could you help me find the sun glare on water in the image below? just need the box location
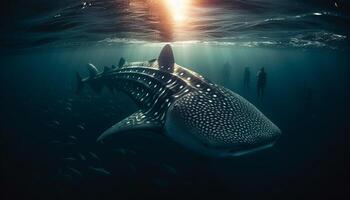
[164,0,189,22]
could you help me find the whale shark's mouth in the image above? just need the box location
[212,137,279,157]
[226,142,275,157]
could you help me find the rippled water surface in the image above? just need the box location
[2,0,350,49]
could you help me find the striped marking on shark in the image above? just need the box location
[76,44,281,157]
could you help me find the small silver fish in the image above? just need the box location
[78,153,86,161]
[67,167,82,176]
[89,152,100,160]
[88,167,111,176]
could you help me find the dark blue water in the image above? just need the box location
[1,1,349,199]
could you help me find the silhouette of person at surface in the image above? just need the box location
[257,67,267,99]
[243,67,251,88]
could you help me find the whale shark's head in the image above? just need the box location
[165,85,281,157]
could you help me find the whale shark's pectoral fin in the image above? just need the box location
[158,44,175,73]
[97,110,163,143]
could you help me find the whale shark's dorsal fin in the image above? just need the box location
[87,63,99,77]
[158,44,174,73]
[118,57,126,68]
[96,110,163,143]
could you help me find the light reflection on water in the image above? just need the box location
[1,0,349,49]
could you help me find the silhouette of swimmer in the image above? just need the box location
[257,67,267,98]
[243,67,251,88]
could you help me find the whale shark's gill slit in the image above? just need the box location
[102,70,176,112]
[106,66,187,89]
[106,77,153,107]
[144,87,170,117]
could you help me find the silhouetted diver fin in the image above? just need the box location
[97,110,163,143]
[158,44,175,73]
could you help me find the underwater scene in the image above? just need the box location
[1,0,349,199]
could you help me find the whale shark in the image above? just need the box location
[76,44,281,157]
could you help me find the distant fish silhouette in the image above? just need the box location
[76,124,85,131]
[76,44,281,157]
[68,135,77,140]
[88,167,111,176]
[52,120,60,126]
[89,152,100,160]
[67,167,82,176]
[78,153,86,161]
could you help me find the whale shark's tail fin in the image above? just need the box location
[76,72,84,94]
